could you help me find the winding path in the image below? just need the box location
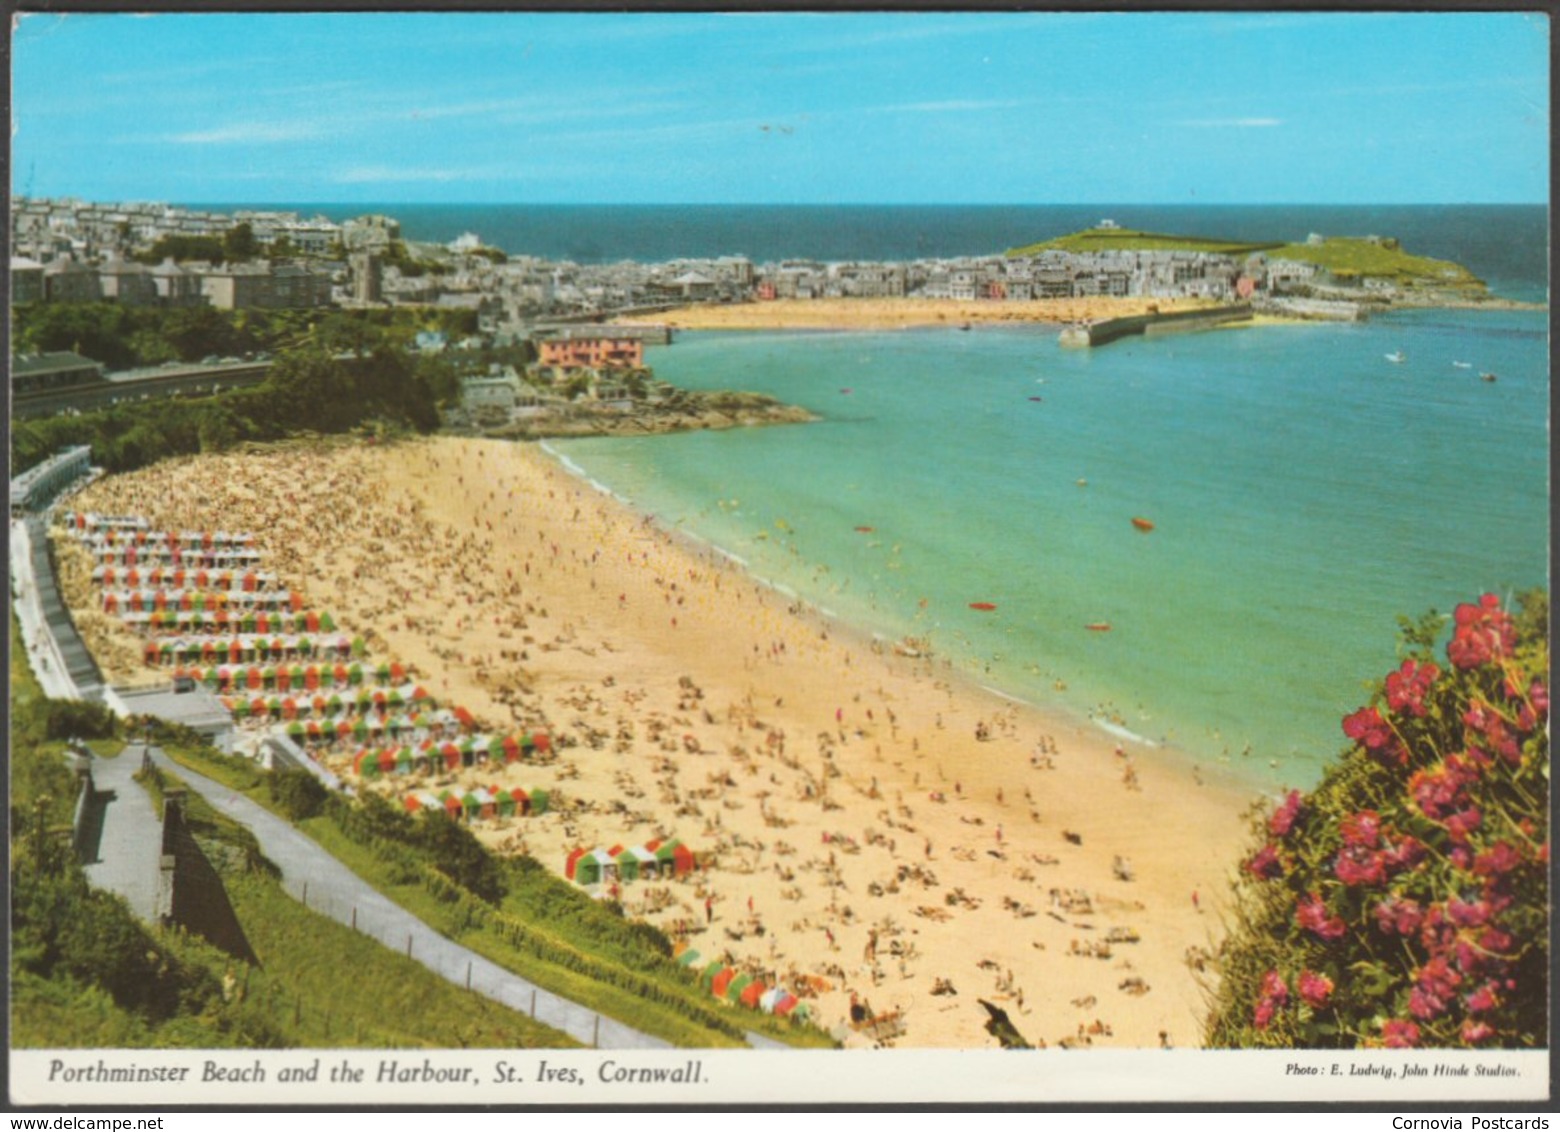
[143,745,671,1050]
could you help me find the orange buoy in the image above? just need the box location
[1131,517,1155,532]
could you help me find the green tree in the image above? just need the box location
[222,222,261,263]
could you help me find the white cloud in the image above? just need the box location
[170,121,326,144]
[1177,117,1284,128]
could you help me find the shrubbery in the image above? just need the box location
[1206,592,1549,1048]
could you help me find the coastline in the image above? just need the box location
[621,296,1214,332]
[67,435,1260,1050]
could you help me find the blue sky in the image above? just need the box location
[11,11,1550,204]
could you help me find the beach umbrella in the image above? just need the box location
[458,738,477,767]
[454,706,476,732]
[245,666,262,691]
[375,662,392,683]
[281,697,298,721]
[501,734,521,763]
[354,749,378,778]
[286,721,305,739]
[403,793,424,814]
[439,742,461,771]
[347,663,364,686]
[350,635,366,658]
[509,787,531,816]
[303,666,320,691]
[144,642,160,663]
[336,720,353,739]
[305,720,324,740]
[242,571,258,592]
[352,718,369,742]
[391,662,407,683]
[493,790,516,818]
[528,788,550,816]
[372,688,389,708]
[261,665,278,688]
[290,591,305,613]
[231,698,250,718]
[304,611,320,633]
[333,663,350,686]
[319,612,337,633]
[377,749,398,776]
[439,790,463,819]
[275,668,292,693]
[387,688,405,708]
[247,613,263,635]
[460,791,482,819]
[531,732,552,755]
[250,696,269,718]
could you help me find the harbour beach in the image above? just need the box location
[625,296,1210,332]
[63,435,1257,1050]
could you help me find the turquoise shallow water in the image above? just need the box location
[553,309,1549,788]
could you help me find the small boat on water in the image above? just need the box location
[1385,351,1407,364]
[1131,517,1155,532]
[969,602,997,612]
[854,525,875,533]
[1481,372,1498,383]
[1028,396,1044,402]
[1453,361,1473,369]
[1085,622,1112,632]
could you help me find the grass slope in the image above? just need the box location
[1007,228,1281,257]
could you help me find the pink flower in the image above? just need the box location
[1385,658,1440,716]
[1297,970,1333,1008]
[1334,845,1387,886]
[1374,897,1424,937]
[1529,679,1549,717]
[1473,842,1524,881]
[1445,806,1483,844]
[1447,896,1491,927]
[1417,956,1462,1000]
[1381,1019,1421,1048]
[1447,594,1516,670]
[1260,970,1289,1001]
[1339,809,1382,849]
[1383,834,1426,874]
[1461,1020,1496,1044]
[1268,790,1305,838]
[1297,893,1347,941]
[1343,706,1403,765]
[1465,983,1500,1014]
[1245,843,1285,879]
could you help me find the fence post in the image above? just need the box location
[593,1015,600,1049]
[351,906,357,931]
[530,988,536,1017]
[466,961,472,990]
[302,880,308,906]
[407,933,413,957]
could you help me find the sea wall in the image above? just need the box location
[1059,302,1253,347]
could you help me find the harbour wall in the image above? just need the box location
[1059,303,1253,348]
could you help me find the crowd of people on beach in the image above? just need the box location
[59,435,1250,1048]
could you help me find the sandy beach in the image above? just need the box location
[622,296,1215,332]
[65,435,1258,1050]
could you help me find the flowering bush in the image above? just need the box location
[1205,593,1548,1048]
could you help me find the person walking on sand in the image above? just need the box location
[705,895,713,924]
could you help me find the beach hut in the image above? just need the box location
[565,847,588,881]
[460,791,483,822]
[613,846,640,884]
[724,973,753,1005]
[350,635,366,659]
[508,787,531,816]
[699,961,724,991]
[394,746,415,776]
[529,788,550,815]
[654,839,696,877]
[630,845,659,880]
[473,787,497,821]
[577,849,616,887]
[711,968,737,999]
[437,742,462,772]
[772,993,802,1018]
[492,789,516,819]
[376,748,398,777]
[740,980,767,1009]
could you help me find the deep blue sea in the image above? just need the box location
[197,203,1550,787]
